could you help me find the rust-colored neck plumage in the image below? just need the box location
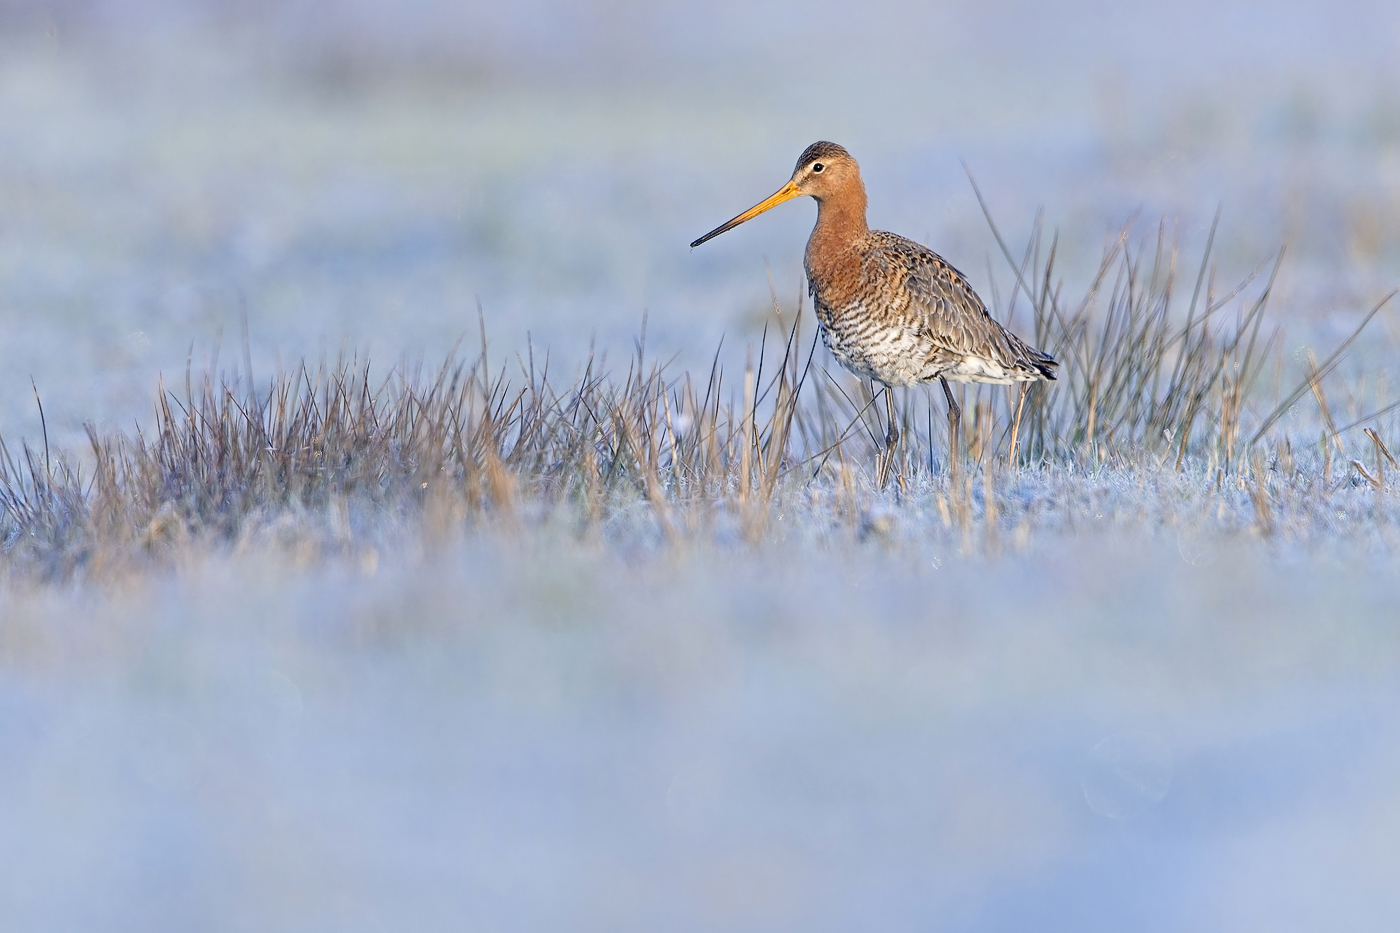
[805,169,870,288]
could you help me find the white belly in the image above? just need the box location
[938,357,1023,385]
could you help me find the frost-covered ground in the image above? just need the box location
[4,458,1400,930]
[4,1,1400,929]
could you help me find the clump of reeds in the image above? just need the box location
[0,316,819,578]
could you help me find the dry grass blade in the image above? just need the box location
[1251,289,1398,444]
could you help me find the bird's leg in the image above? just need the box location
[941,377,961,473]
[884,388,900,451]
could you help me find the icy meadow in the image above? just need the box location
[3,1,1400,930]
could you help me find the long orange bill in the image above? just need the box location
[690,180,802,248]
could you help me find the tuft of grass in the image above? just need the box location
[968,196,1284,471]
[0,318,819,577]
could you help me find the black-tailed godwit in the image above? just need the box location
[692,141,1056,467]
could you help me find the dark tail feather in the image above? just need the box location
[1031,347,1058,381]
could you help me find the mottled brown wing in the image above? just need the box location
[870,232,1057,379]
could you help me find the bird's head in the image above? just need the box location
[787,141,860,201]
[690,141,860,248]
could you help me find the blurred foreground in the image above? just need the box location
[2,531,1399,931]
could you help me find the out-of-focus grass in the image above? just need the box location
[2,215,1397,581]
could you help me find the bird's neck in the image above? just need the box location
[810,183,870,255]
[804,183,870,301]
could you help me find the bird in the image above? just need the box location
[691,141,1056,471]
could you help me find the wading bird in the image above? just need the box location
[691,141,1056,469]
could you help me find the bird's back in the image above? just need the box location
[807,230,1057,388]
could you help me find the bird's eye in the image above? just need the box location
[812,162,825,173]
